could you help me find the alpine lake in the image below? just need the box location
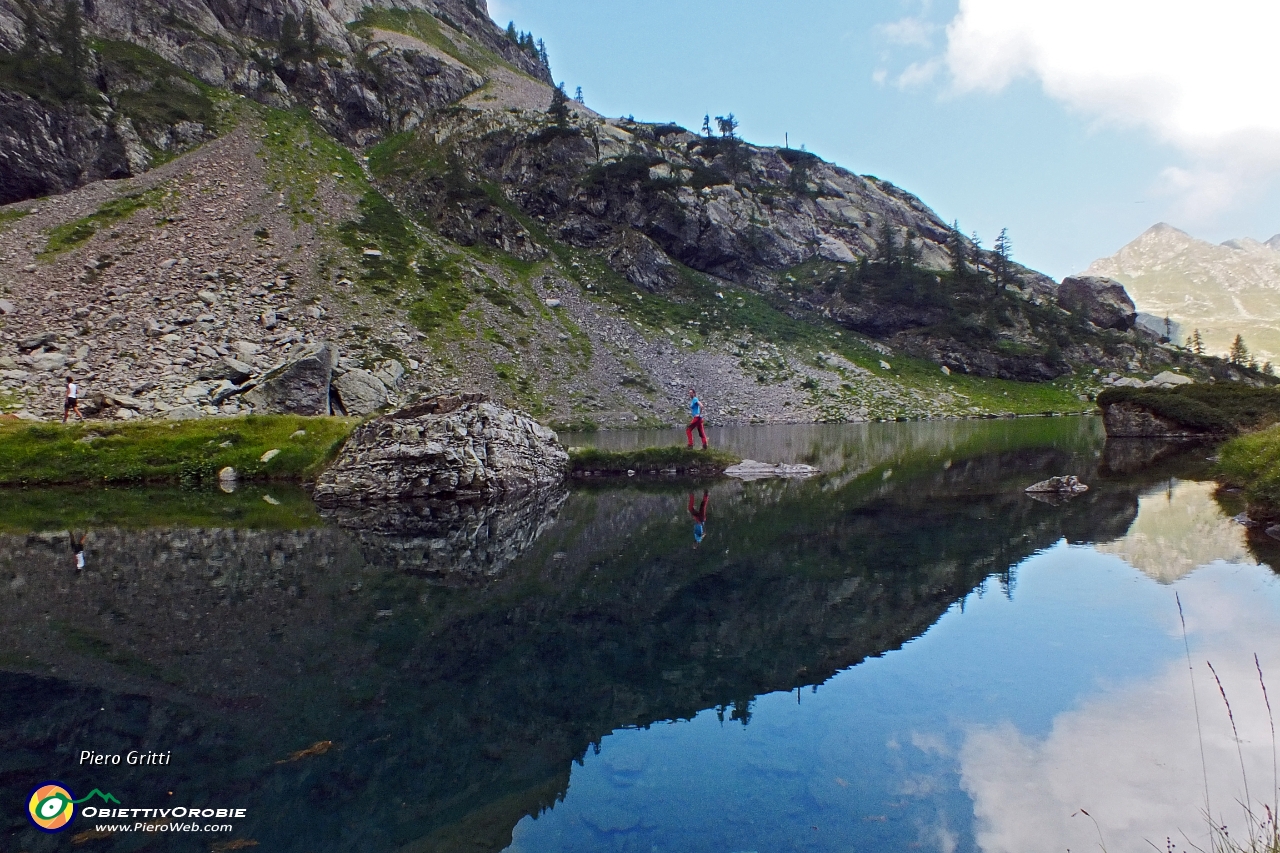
[5,416,1280,853]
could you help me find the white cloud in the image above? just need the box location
[943,0,1280,217]
[877,16,936,48]
[960,566,1280,853]
[898,58,942,89]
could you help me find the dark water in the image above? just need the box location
[3,417,1280,853]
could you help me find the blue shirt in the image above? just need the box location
[690,396,701,417]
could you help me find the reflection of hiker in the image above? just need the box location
[70,531,86,570]
[62,376,82,423]
[686,389,708,449]
[688,491,709,545]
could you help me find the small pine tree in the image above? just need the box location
[947,222,968,280]
[1191,329,1204,355]
[1229,334,1249,366]
[1265,362,1275,377]
[992,227,1012,290]
[701,114,712,137]
[876,219,899,267]
[55,0,86,74]
[280,12,302,61]
[536,38,549,69]
[574,86,584,104]
[548,83,570,127]
[1164,315,1172,340]
[715,114,739,139]
[506,21,518,42]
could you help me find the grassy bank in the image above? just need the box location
[0,416,357,486]
[569,446,742,478]
[1218,425,1280,522]
[1099,384,1280,434]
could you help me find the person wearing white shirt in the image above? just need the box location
[62,375,83,423]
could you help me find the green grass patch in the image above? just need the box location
[1099,384,1280,434]
[1219,425,1280,521]
[569,445,742,476]
[0,415,356,486]
[0,206,31,230]
[40,188,164,257]
[257,105,365,221]
[350,7,509,75]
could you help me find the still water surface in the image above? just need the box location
[3,417,1279,853]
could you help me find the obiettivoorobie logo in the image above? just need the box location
[27,783,119,833]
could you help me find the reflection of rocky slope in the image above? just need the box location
[1,435,1169,853]
[1096,480,1255,582]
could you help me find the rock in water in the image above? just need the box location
[724,460,822,481]
[313,395,568,503]
[331,369,389,416]
[241,342,336,415]
[1057,276,1137,331]
[1025,475,1089,495]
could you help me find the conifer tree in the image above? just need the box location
[1229,334,1249,365]
[701,114,712,137]
[506,21,518,42]
[548,82,570,127]
[1190,328,1204,355]
[947,222,968,280]
[574,86,584,104]
[992,228,1012,290]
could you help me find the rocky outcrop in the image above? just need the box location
[1101,401,1219,438]
[313,394,569,503]
[1058,276,1137,331]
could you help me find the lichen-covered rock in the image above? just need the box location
[313,394,568,503]
[1058,276,1137,331]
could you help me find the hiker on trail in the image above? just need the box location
[62,376,82,423]
[688,491,709,545]
[686,388,708,449]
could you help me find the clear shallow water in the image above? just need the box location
[3,418,1280,853]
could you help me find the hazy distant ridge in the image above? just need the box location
[1086,223,1280,361]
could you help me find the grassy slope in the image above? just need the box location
[1219,426,1280,521]
[0,415,355,486]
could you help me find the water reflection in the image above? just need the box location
[0,419,1273,853]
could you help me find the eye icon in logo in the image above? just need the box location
[28,783,75,832]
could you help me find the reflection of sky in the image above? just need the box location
[506,507,1280,852]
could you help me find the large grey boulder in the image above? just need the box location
[1058,276,1137,331]
[241,342,337,415]
[331,369,389,416]
[313,394,568,503]
[198,357,255,385]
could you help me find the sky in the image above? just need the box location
[486,0,1280,281]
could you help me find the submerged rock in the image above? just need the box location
[313,394,568,504]
[724,460,822,481]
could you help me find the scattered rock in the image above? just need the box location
[0,299,15,315]
[1150,370,1193,387]
[218,466,237,483]
[241,342,337,415]
[260,449,281,463]
[18,332,55,352]
[198,357,255,384]
[30,352,68,372]
[332,369,389,416]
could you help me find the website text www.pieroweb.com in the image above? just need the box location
[26,781,246,836]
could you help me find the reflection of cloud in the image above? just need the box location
[1096,480,1254,583]
[960,568,1280,853]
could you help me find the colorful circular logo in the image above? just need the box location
[28,783,75,832]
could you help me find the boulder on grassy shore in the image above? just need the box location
[313,394,567,504]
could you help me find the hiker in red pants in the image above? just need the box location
[688,491,709,545]
[686,388,708,449]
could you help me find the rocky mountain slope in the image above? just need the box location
[1087,223,1280,363]
[0,0,1223,426]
